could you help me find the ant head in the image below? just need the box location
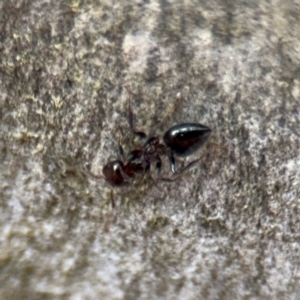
[102,160,130,187]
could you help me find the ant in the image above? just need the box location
[84,86,211,207]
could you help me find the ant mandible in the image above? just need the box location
[84,86,211,204]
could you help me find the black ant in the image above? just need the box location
[84,86,211,206]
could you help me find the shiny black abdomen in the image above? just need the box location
[163,123,211,157]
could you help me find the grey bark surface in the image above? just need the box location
[1,1,300,299]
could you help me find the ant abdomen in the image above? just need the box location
[163,123,211,157]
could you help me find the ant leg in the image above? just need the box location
[160,155,204,182]
[140,163,151,183]
[124,85,147,140]
[146,156,161,183]
[118,142,125,160]
[156,157,162,176]
[150,92,184,136]
[81,164,104,180]
[103,190,115,233]
[125,85,134,131]
[110,189,115,209]
[168,154,176,173]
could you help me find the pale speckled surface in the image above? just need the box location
[1,0,300,299]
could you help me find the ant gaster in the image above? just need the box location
[85,86,211,202]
